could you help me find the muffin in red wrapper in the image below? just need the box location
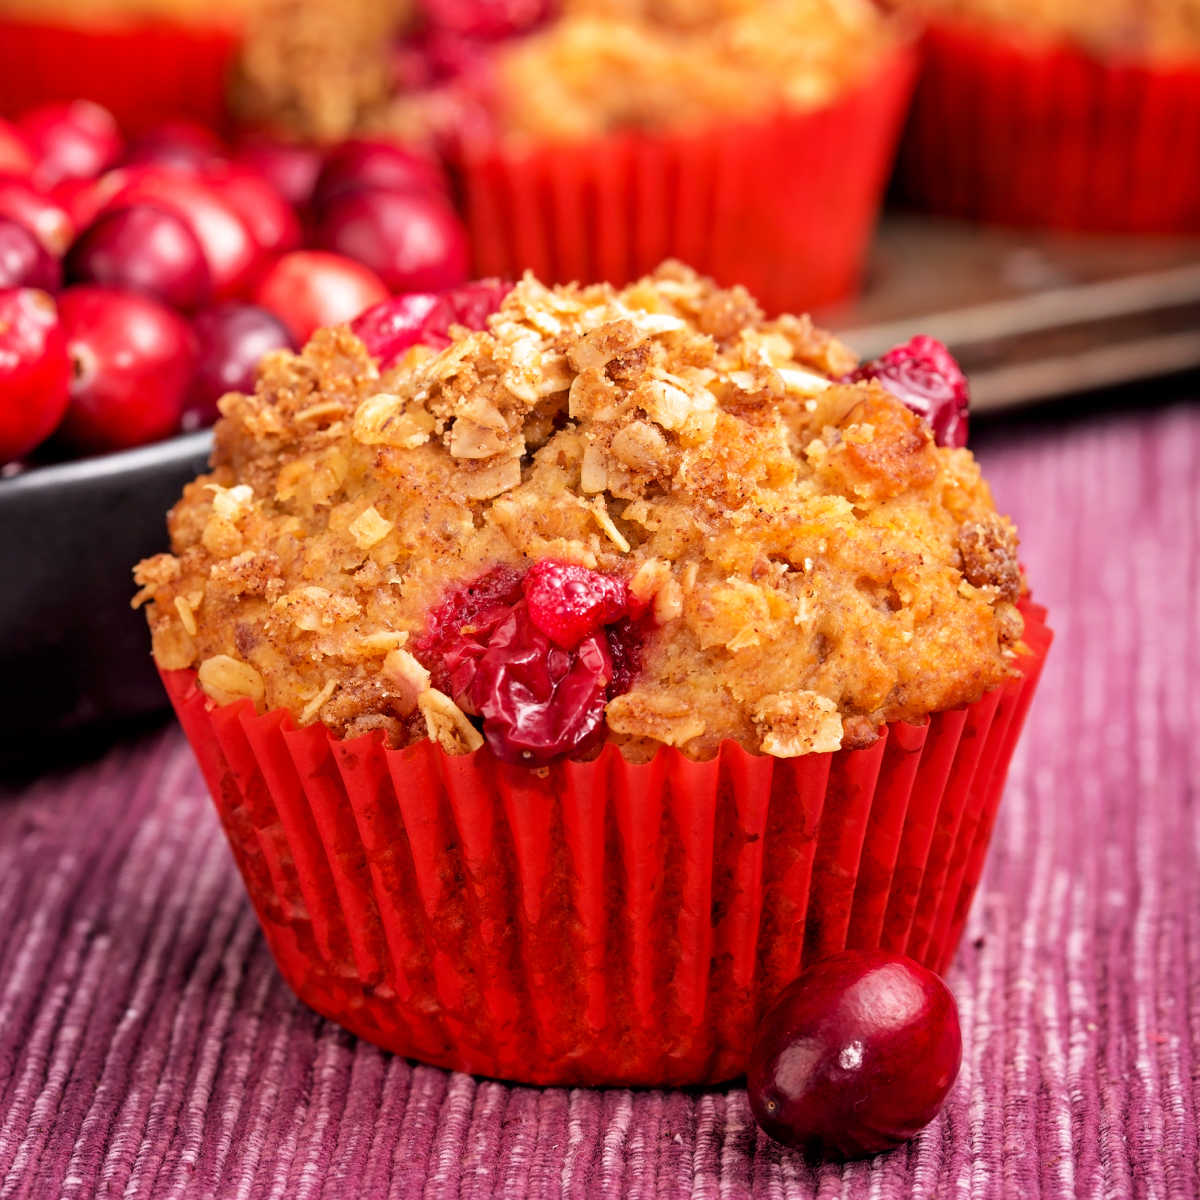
[898,5,1200,231]
[135,264,1050,1085]
[232,0,918,313]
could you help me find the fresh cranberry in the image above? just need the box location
[251,250,388,344]
[123,120,226,172]
[311,139,447,210]
[845,336,969,449]
[748,951,962,1161]
[422,0,554,40]
[56,286,195,452]
[0,174,73,256]
[102,167,258,298]
[350,278,510,367]
[523,559,628,649]
[201,164,301,261]
[65,204,212,310]
[0,120,33,176]
[52,170,127,232]
[233,138,324,211]
[0,218,61,291]
[314,186,468,294]
[183,302,294,430]
[0,289,71,462]
[18,100,123,188]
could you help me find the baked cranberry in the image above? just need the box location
[0,174,73,256]
[123,120,225,172]
[523,559,628,649]
[18,100,123,188]
[251,250,388,344]
[233,138,324,211]
[350,278,510,367]
[422,0,554,40]
[311,139,447,210]
[845,336,969,449]
[0,289,70,462]
[56,286,195,452]
[748,951,962,1161]
[183,302,294,430]
[313,186,468,295]
[0,119,33,176]
[392,29,493,89]
[0,217,61,291]
[103,167,258,298]
[66,204,212,310]
[202,164,301,261]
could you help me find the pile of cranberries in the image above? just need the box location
[0,99,471,465]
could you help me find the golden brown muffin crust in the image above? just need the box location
[135,263,1025,761]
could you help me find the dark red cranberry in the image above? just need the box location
[65,204,212,310]
[422,0,554,40]
[0,288,71,462]
[18,100,123,188]
[201,164,301,261]
[0,217,60,291]
[0,119,33,176]
[0,174,73,256]
[123,120,226,172]
[748,951,962,1161]
[183,302,295,430]
[845,336,969,449]
[523,559,628,649]
[233,138,324,211]
[103,167,259,298]
[311,139,447,210]
[444,278,513,329]
[313,186,468,294]
[57,286,195,452]
[251,250,388,344]
[392,30,492,89]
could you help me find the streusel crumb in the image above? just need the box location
[136,262,1025,761]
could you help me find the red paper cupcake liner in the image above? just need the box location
[455,45,918,315]
[0,17,239,134]
[898,21,1200,232]
[162,598,1050,1087]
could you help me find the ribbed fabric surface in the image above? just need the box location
[1,401,1197,1198]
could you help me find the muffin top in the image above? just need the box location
[135,263,1026,765]
[233,0,903,146]
[911,0,1200,57]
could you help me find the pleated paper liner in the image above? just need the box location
[0,16,238,133]
[897,21,1200,232]
[454,43,918,316]
[163,597,1050,1087]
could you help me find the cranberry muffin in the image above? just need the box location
[136,263,1050,1085]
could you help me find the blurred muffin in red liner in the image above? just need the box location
[134,263,1050,1086]
[897,0,1200,231]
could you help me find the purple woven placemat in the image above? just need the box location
[2,401,1198,1199]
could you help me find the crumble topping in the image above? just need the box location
[135,262,1025,761]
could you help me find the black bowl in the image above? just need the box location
[0,431,212,761]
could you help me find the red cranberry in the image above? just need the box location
[314,186,468,294]
[392,30,493,89]
[56,286,195,453]
[312,139,447,210]
[183,302,294,430]
[0,174,73,256]
[350,279,510,367]
[251,250,388,344]
[103,167,258,298]
[845,337,969,449]
[18,100,123,188]
[52,170,127,231]
[0,217,61,291]
[748,951,962,1161]
[233,138,324,211]
[422,0,553,40]
[201,164,301,261]
[523,559,628,649]
[65,204,212,311]
[0,288,70,462]
[123,120,225,172]
[0,120,33,176]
